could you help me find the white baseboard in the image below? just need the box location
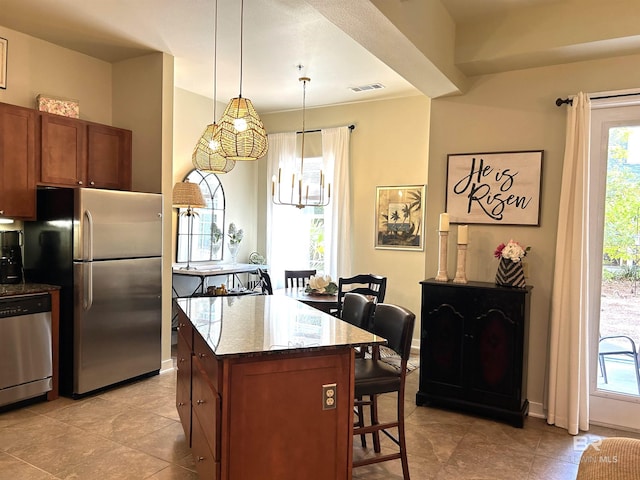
[160,358,174,374]
[528,400,545,419]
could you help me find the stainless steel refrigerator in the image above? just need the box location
[24,188,163,397]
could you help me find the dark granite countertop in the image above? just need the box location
[0,283,61,297]
[176,295,386,358]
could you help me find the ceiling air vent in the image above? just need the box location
[349,83,385,93]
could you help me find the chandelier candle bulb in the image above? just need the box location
[458,225,468,245]
[439,213,450,232]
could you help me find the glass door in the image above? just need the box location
[589,98,640,430]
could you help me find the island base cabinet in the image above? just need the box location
[176,307,354,480]
[223,351,353,480]
[416,279,531,427]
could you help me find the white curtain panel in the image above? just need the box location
[266,132,297,289]
[547,92,592,435]
[322,126,352,279]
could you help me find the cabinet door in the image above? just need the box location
[420,288,466,395]
[87,124,132,190]
[40,113,86,186]
[0,103,36,219]
[467,292,527,409]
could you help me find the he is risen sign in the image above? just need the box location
[445,150,543,225]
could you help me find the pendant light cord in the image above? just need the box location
[300,78,307,173]
[238,0,244,98]
[213,0,218,118]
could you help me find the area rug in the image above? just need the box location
[366,346,419,373]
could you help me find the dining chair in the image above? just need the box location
[335,274,387,317]
[598,335,640,394]
[352,303,415,480]
[284,269,316,288]
[257,268,273,295]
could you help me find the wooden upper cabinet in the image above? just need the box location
[0,103,37,219]
[40,113,86,186]
[39,113,132,191]
[87,124,132,190]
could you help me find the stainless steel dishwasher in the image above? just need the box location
[0,293,52,407]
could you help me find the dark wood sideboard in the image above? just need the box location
[416,279,532,427]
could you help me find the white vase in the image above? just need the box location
[211,239,222,260]
[228,242,240,265]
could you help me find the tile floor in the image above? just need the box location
[1,358,639,480]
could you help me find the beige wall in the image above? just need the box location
[0,26,112,123]
[172,88,258,265]
[260,95,431,325]
[427,52,640,417]
[113,52,175,368]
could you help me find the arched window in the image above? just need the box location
[176,169,226,263]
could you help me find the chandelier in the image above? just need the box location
[192,0,236,174]
[272,76,331,209]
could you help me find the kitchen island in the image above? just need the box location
[175,295,385,480]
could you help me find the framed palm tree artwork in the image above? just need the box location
[375,185,426,250]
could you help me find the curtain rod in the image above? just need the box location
[296,124,355,134]
[555,92,640,107]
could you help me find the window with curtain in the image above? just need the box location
[176,169,226,263]
[266,127,351,289]
[272,155,328,271]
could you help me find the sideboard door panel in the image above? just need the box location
[422,303,465,391]
[469,308,518,403]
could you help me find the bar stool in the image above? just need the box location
[352,303,415,480]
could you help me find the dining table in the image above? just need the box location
[274,287,338,314]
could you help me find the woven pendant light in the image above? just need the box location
[213,0,268,161]
[192,0,236,174]
[192,123,236,173]
[214,97,268,160]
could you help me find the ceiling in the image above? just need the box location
[1,0,638,113]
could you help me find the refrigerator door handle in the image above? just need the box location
[84,209,94,261]
[84,263,93,311]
